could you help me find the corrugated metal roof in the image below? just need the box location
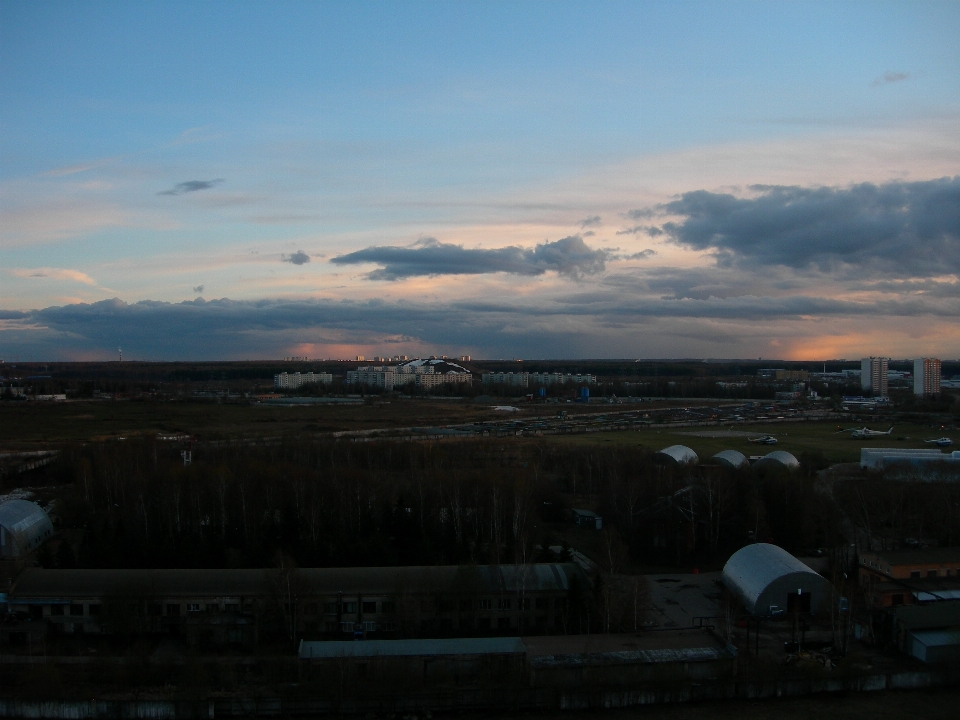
[0,500,53,557]
[721,543,819,613]
[894,600,960,630]
[910,629,960,648]
[655,445,699,464]
[299,637,524,659]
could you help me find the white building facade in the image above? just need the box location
[274,372,333,390]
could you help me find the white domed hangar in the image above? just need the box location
[722,543,833,617]
[0,500,54,558]
[654,445,698,465]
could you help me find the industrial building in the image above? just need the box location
[890,601,960,663]
[858,547,960,607]
[273,371,333,390]
[2,563,586,646]
[860,356,889,397]
[860,447,960,471]
[914,357,942,396]
[654,445,699,465]
[722,543,833,617]
[529,372,597,386]
[0,500,53,558]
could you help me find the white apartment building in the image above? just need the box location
[274,371,333,390]
[346,366,396,391]
[914,358,941,396]
[860,357,889,397]
[481,372,530,388]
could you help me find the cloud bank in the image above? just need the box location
[283,251,311,265]
[650,177,960,276]
[330,236,607,280]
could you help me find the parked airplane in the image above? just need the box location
[748,435,778,445]
[925,437,953,447]
[836,426,893,438]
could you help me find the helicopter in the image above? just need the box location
[835,426,893,439]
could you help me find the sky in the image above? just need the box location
[2,0,959,361]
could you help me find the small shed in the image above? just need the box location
[655,445,699,465]
[0,500,54,558]
[571,509,602,530]
[722,543,833,617]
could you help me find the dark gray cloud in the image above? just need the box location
[330,236,607,280]
[283,251,311,266]
[650,177,960,276]
[873,71,909,86]
[158,179,224,196]
[193,285,204,294]
[579,215,602,228]
[1,288,956,361]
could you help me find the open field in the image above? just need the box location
[545,420,956,465]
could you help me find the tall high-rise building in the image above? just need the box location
[913,358,941,396]
[860,357,889,397]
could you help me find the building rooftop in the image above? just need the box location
[862,547,960,565]
[299,637,525,659]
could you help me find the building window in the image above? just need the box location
[225,603,239,612]
[518,598,531,610]
[497,617,510,629]
[497,598,511,610]
[342,602,357,614]
[70,604,84,616]
[324,621,338,632]
[478,599,492,610]
[323,602,338,614]
[50,605,64,616]
[910,571,921,579]
[187,603,201,613]
[88,604,101,616]
[381,601,396,614]
[166,604,181,617]
[304,603,318,615]
[148,603,163,617]
[362,601,377,614]
[927,570,938,578]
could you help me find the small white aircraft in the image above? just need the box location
[925,437,953,447]
[748,435,778,445]
[836,426,893,439]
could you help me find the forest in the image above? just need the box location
[31,435,883,573]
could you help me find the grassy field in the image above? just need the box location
[545,420,953,465]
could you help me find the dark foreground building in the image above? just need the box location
[1,563,587,647]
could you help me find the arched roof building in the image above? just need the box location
[753,450,800,471]
[654,445,699,465]
[0,500,54,558]
[711,449,748,469]
[722,543,833,617]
